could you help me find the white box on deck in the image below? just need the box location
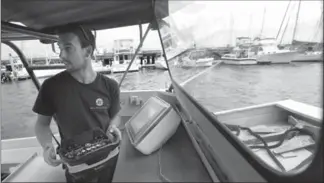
[125,96,181,155]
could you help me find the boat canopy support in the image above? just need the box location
[155,15,172,80]
[118,15,173,87]
[118,23,152,87]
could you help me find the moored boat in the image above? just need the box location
[291,51,323,62]
[221,54,257,65]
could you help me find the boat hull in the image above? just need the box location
[291,52,323,62]
[139,61,168,70]
[222,58,257,65]
[256,51,300,64]
[180,58,214,68]
[111,64,139,73]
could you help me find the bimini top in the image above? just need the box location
[1,0,169,41]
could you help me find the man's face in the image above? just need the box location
[57,32,89,72]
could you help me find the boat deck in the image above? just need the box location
[113,124,212,182]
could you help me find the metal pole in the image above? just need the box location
[155,17,173,80]
[292,0,301,42]
[118,24,151,87]
[260,7,266,38]
[276,0,292,40]
[139,23,143,41]
[280,16,291,45]
[3,41,41,90]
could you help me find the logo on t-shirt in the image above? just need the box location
[96,98,104,106]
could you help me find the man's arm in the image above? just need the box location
[107,79,122,140]
[108,79,121,128]
[32,79,56,149]
[35,114,53,149]
[110,113,121,128]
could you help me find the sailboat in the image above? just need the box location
[250,3,297,64]
[291,2,323,62]
[1,1,322,182]
[221,13,258,65]
[256,0,323,64]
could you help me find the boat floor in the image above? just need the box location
[3,154,66,182]
[113,124,213,182]
[3,124,213,182]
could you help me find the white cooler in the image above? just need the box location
[125,96,181,155]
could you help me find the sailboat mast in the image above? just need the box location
[248,12,253,38]
[229,12,234,46]
[260,7,266,38]
[280,16,291,45]
[276,0,292,40]
[292,0,301,43]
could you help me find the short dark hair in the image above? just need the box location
[56,24,96,56]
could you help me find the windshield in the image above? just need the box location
[156,0,322,175]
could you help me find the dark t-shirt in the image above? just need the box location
[32,71,121,141]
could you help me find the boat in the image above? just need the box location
[27,60,112,79]
[221,37,258,65]
[110,62,139,73]
[91,60,112,74]
[1,1,322,182]
[291,51,323,62]
[3,57,30,80]
[247,1,301,65]
[253,39,299,64]
[139,59,168,70]
[137,49,168,70]
[112,39,141,73]
[177,49,215,68]
[221,54,257,65]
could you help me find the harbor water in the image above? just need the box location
[1,62,322,139]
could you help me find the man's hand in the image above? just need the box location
[108,125,122,142]
[43,144,62,167]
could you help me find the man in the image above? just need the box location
[33,24,122,182]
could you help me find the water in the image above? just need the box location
[1,62,322,139]
[182,63,322,112]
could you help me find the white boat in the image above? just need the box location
[250,38,298,64]
[139,57,168,70]
[14,64,30,80]
[255,50,299,64]
[221,54,257,65]
[111,62,140,73]
[6,59,30,80]
[31,61,111,78]
[178,49,214,68]
[91,61,111,74]
[33,69,65,79]
[291,51,323,62]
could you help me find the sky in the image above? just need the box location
[1,1,322,60]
